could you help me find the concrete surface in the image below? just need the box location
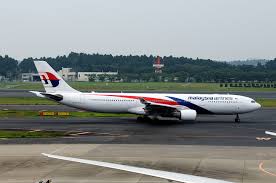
[0,144,276,183]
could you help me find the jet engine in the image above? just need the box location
[178,109,197,121]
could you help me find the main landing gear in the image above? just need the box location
[137,115,152,122]
[235,114,240,123]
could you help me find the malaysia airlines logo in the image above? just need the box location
[39,72,60,87]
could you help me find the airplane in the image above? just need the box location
[31,61,261,123]
[42,153,234,183]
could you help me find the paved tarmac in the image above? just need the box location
[1,89,276,99]
[0,144,276,183]
[0,108,275,146]
[0,90,275,183]
[0,104,77,111]
[0,107,275,183]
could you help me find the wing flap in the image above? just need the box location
[139,97,183,110]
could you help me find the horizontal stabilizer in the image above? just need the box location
[30,91,63,101]
[41,93,63,101]
[29,91,46,98]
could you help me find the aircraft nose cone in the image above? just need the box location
[256,103,261,109]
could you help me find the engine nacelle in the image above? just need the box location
[179,109,197,121]
[128,107,146,115]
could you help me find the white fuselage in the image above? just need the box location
[58,92,261,115]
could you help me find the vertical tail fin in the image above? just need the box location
[34,61,79,93]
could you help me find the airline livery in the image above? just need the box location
[31,61,261,123]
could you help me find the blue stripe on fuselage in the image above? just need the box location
[167,96,213,114]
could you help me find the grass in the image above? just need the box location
[0,97,58,105]
[0,82,43,90]
[256,99,276,107]
[1,81,276,92]
[0,130,66,138]
[0,110,136,118]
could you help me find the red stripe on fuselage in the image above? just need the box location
[92,94,179,106]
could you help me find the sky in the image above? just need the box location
[0,0,276,61]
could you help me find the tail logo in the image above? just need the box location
[40,72,60,87]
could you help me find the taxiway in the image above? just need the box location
[0,108,275,146]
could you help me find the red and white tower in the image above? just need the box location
[153,56,164,73]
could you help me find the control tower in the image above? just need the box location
[153,56,164,73]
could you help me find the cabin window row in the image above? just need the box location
[91,99,136,102]
[207,100,238,103]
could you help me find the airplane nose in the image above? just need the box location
[256,103,261,109]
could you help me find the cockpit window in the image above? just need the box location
[251,100,256,103]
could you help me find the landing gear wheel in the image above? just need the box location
[152,115,159,122]
[137,116,143,121]
[235,114,240,123]
[137,116,151,122]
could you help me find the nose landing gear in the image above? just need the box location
[235,114,240,123]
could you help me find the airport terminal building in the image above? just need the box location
[21,67,118,82]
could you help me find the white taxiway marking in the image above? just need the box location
[265,131,276,136]
[42,153,234,183]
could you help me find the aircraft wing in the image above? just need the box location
[42,153,234,183]
[139,97,189,117]
[139,97,183,109]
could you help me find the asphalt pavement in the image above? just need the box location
[0,108,275,146]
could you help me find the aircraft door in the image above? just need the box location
[234,97,240,113]
[235,105,240,113]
